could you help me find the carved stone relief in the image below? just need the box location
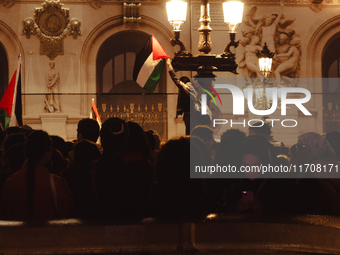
[22,0,81,60]
[123,3,141,28]
[3,0,337,9]
[0,0,15,8]
[90,0,101,9]
[239,2,301,87]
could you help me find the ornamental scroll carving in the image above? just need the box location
[22,0,81,60]
[0,0,16,8]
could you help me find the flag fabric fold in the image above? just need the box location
[0,64,22,129]
[133,35,170,92]
[91,98,102,127]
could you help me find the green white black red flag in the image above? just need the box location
[133,35,170,92]
[0,55,23,129]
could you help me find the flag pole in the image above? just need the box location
[9,54,21,127]
[91,98,102,127]
[90,98,93,119]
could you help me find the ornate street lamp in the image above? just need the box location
[222,1,244,58]
[166,0,244,77]
[166,0,187,32]
[250,43,275,110]
[256,42,275,78]
[166,0,189,56]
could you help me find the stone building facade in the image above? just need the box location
[0,0,339,145]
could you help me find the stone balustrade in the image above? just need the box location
[0,214,339,254]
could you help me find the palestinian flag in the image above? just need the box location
[133,35,170,92]
[90,98,102,127]
[0,65,23,129]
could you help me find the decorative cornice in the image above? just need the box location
[5,0,340,8]
[0,0,16,8]
[14,0,163,4]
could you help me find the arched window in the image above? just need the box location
[96,31,168,141]
[322,34,340,132]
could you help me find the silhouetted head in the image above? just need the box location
[191,125,214,141]
[77,118,100,143]
[3,133,26,152]
[248,121,271,137]
[145,131,156,151]
[50,135,69,159]
[240,135,273,179]
[47,148,69,175]
[191,125,215,154]
[25,130,52,214]
[74,139,101,173]
[240,135,272,166]
[126,121,151,161]
[100,117,129,153]
[222,128,246,140]
[25,130,52,164]
[147,129,161,150]
[5,143,25,172]
[156,137,191,182]
[294,132,335,164]
[6,126,23,136]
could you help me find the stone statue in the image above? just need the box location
[240,2,299,83]
[274,33,291,69]
[45,62,61,112]
[274,35,301,79]
[239,35,263,79]
[275,33,291,55]
[256,1,284,53]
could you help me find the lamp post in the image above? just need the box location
[166,0,189,56]
[166,0,244,78]
[222,1,244,58]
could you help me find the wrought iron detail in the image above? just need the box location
[99,103,167,125]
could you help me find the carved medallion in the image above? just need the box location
[22,0,81,60]
[37,8,67,36]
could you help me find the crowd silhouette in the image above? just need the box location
[0,118,340,220]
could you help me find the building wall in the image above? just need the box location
[0,0,339,144]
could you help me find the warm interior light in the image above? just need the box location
[258,57,273,78]
[166,0,188,31]
[223,1,244,32]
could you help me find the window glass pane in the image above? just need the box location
[327,60,339,93]
[103,59,113,93]
[126,52,135,81]
[114,54,124,85]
